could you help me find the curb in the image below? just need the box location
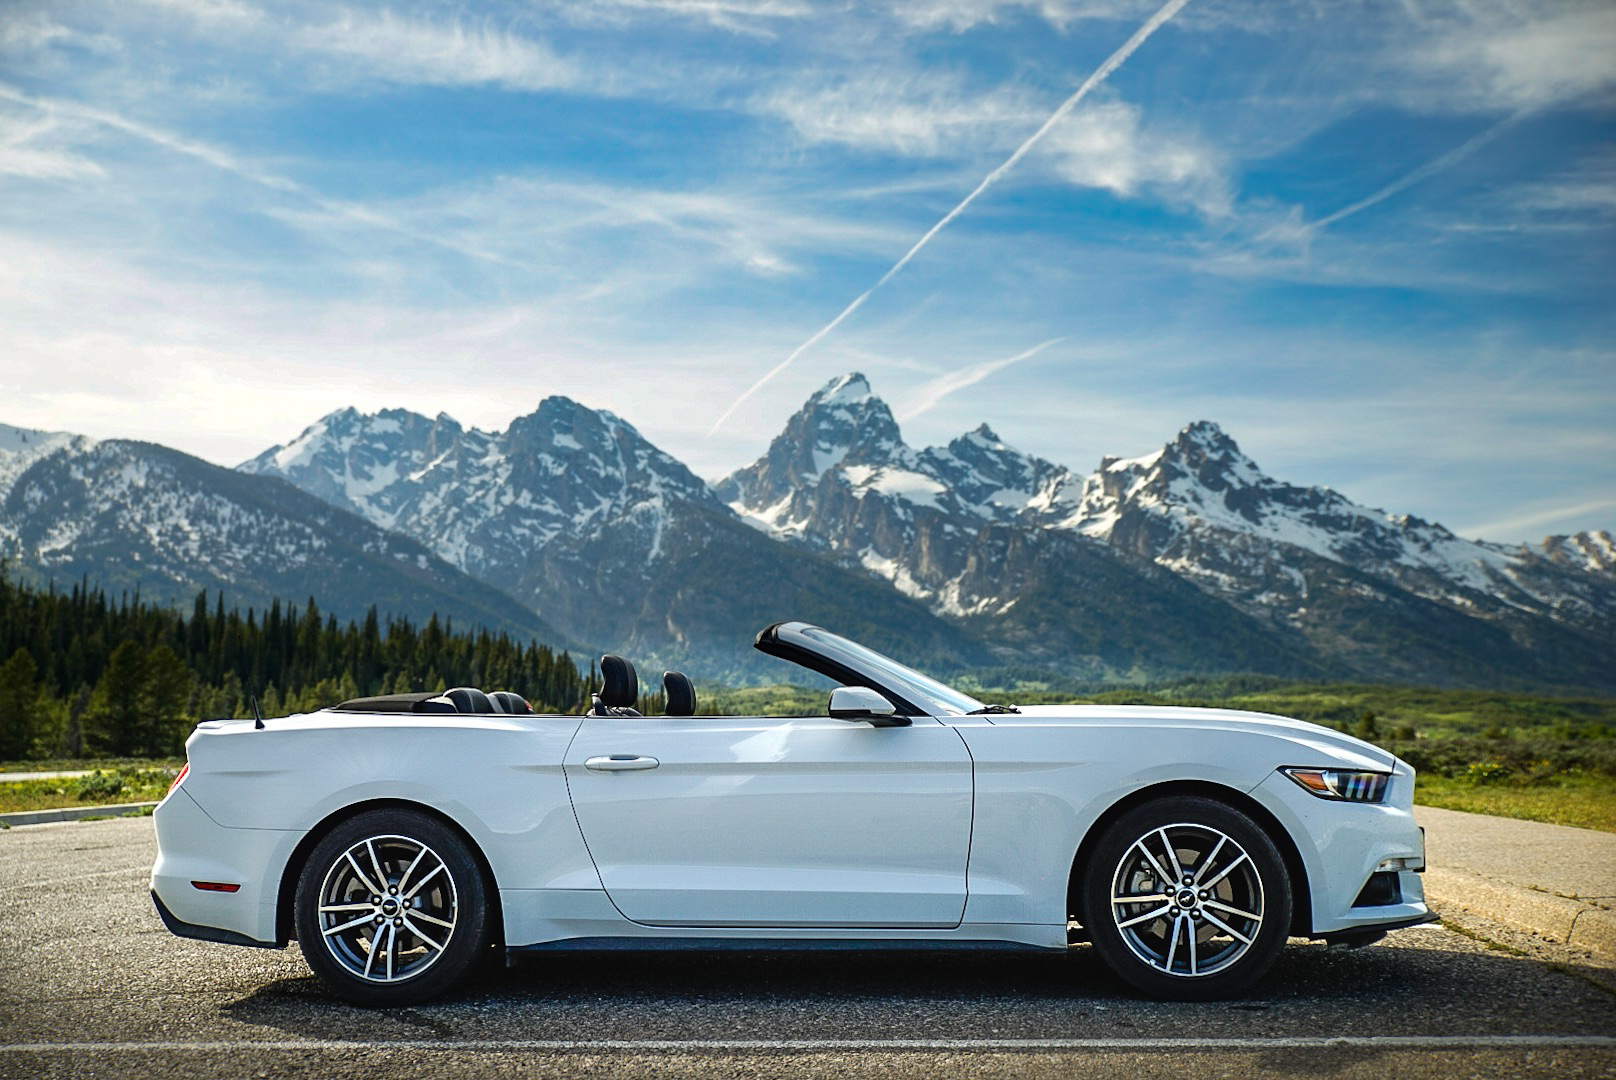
[0,802,159,827]
[1424,866,1616,961]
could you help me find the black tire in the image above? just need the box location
[1081,796,1291,1001]
[294,808,492,1006]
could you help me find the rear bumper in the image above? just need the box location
[149,787,297,947]
[151,890,283,949]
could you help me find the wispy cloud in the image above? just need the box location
[757,73,1037,157]
[0,109,105,180]
[708,0,1195,433]
[896,337,1066,423]
[1042,100,1230,216]
[294,9,580,92]
[1424,4,1616,111]
[0,84,534,269]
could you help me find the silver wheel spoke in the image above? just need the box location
[1193,835,1226,886]
[1156,828,1187,882]
[1133,839,1173,887]
[385,923,397,981]
[323,913,377,937]
[365,840,389,896]
[345,851,383,896]
[401,914,446,953]
[364,925,384,979]
[408,909,455,930]
[1164,914,1184,972]
[1200,851,1248,890]
[403,861,445,901]
[1116,902,1174,929]
[396,846,427,895]
[1187,919,1199,976]
[1205,898,1261,923]
[319,902,372,914]
[1201,909,1254,944]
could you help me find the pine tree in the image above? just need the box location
[87,641,149,756]
[0,647,41,759]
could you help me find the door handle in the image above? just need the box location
[584,755,660,772]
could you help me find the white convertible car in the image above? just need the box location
[151,621,1431,1005]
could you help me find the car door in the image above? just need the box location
[564,712,974,928]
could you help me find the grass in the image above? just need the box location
[1413,773,1616,833]
[0,764,182,814]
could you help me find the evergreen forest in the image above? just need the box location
[0,567,590,760]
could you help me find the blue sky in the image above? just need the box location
[1,0,1611,544]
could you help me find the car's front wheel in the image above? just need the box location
[1082,796,1291,1000]
[294,808,491,1006]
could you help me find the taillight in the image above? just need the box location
[166,763,190,798]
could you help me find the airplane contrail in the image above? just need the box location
[896,337,1067,423]
[707,0,1194,435]
[1311,109,1530,231]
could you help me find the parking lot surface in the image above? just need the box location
[2,817,1612,1078]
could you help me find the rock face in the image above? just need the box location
[0,429,566,642]
[7,375,1610,690]
[719,375,1616,690]
[241,395,991,676]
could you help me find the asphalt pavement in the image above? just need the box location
[1,811,1613,1078]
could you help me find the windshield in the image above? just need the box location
[797,626,985,716]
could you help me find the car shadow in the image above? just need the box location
[219,936,1616,1043]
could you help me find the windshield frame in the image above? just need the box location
[756,622,986,717]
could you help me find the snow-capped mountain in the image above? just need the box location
[0,433,566,642]
[721,374,1616,689]
[243,396,992,675]
[715,374,1087,614]
[243,397,722,595]
[6,375,1608,690]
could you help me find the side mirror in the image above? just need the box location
[828,686,909,727]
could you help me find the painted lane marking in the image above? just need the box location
[5,1036,1615,1053]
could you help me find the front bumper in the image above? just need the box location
[1251,769,1433,936]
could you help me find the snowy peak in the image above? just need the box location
[917,424,1085,526]
[240,406,463,523]
[715,372,909,534]
[1160,421,1267,491]
[1541,530,1616,576]
[816,371,875,407]
[0,422,95,500]
[242,396,726,589]
[794,371,906,477]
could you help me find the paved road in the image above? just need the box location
[2,817,1612,1079]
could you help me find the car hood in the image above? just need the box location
[988,704,1401,771]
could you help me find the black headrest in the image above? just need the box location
[445,687,495,714]
[598,655,638,708]
[488,691,533,715]
[663,671,695,717]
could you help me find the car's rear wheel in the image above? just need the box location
[1082,796,1291,1000]
[294,808,491,1006]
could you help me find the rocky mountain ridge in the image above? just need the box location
[4,374,1610,690]
[0,424,570,644]
[717,375,1616,688]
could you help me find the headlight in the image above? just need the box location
[1281,767,1390,803]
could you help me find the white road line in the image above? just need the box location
[5,1036,1614,1053]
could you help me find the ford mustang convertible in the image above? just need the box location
[150,621,1431,1005]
